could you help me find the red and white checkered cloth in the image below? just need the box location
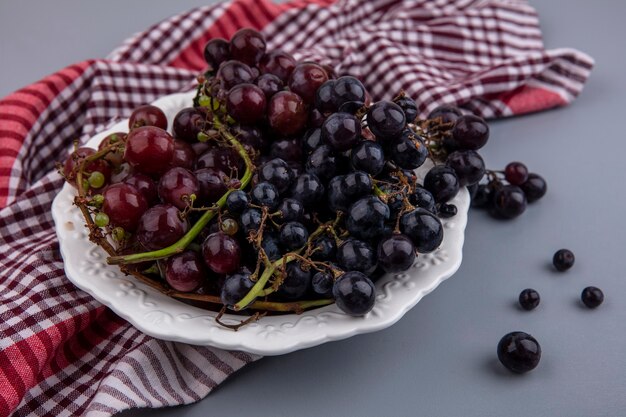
[0,0,593,415]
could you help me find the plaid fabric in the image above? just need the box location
[0,0,593,415]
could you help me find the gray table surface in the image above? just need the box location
[2,1,625,416]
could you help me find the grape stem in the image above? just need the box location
[232,216,342,311]
[107,117,254,265]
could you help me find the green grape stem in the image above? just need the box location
[107,117,253,265]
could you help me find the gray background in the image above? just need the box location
[2,1,625,416]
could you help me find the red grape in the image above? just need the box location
[172,107,206,143]
[158,167,199,209]
[165,251,207,292]
[202,231,241,274]
[288,63,329,104]
[124,126,175,176]
[229,28,266,66]
[196,146,243,173]
[102,183,148,231]
[136,204,189,250]
[124,173,158,205]
[259,50,296,82]
[504,162,529,185]
[203,38,230,69]
[63,147,112,188]
[170,140,196,170]
[129,104,168,130]
[267,91,307,136]
[195,168,229,205]
[98,132,127,167]
[256,73,284,99]
[217,60,254,89]
[226,83,266,124]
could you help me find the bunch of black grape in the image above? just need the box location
[62,27,534,326]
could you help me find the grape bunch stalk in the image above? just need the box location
[60,28,546,329]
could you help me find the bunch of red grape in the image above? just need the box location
[61,28,544,325]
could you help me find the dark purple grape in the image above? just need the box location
[290,173,325,205]
[342,171,372,201]
[451,115,489,150]
[423,165,460,203]
[172,107,206,143]
[350,141,385,175]
[520,173,547,203]
[400,208,443,253]
[124,173,158,205]
[428,105,461,124]
[229,28,266,66]
[332,76,366,109]
[267,91,308,136]
[277,198,304,222]
[338,101,365,115]
[196,146,243,174]
[202,231,241,274]
[261,231,282,261]
[409,187,436,213]
[136,204,188,250]
[553,249,575,271]
[312,271,334,297]
[471,184,493,208]
[195,168,229,205]
[255,73,283,99]
[221,272,254,307]
[308,109,325,128]
[280,221,309,250]
[505,162,529,185]
[491,185,527,219]
[240,208,263,235]
[395,96,418,123]
[311,236,336,261]
[327,175,350,212]
[288,63,329,104]
[258,50,296,82]
[203,38,230,69]
[129,105,168,130]
[251,182,280,210]
[165,251,206,292]
[158,167,199,209]
[124,126,175,176]
[337,239,377,274]
[305,144,336,181]
[315,80,336,113]
[497,332,541,373]
[581,286,603,308]
[235,123,264,147]
[321,112,361,152]
[346,196,390,240]
[446,150,485,186]
[217,60,255,89]
[102,183,148,232]
[226,83,266,124]
[302,128,323,154]
[269,138,303,163]
[277,261,312,300]
[333,271,376,316]
[377,234,416,273]
[366,101,406,140]
[226,190,249,213]
[519,289,540,311]
[438,203,457,218]
[388,129,428,170]
[259,158,295,194]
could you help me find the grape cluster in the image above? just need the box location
[62,28,515,326]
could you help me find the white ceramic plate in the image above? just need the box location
[52,91,469,355]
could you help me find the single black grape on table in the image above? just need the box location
[581,286,604,308]
[497,332,541,373]
[64,25,563,333]
[518,289,540,311]
[553,249,575,271]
